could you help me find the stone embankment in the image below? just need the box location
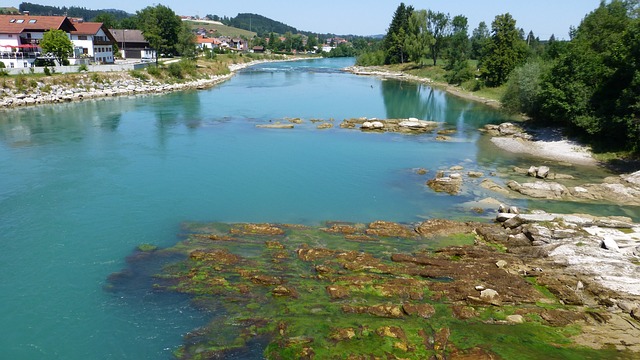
[0,74,233,108]
[0,57,305,109]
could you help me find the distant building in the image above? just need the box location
[70,22,116,64]
[0,14,118,68]
[110,29,155,60]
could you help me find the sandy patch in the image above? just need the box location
[491,137,597,166]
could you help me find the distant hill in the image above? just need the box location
[19,2,131,20]
[221,13,302,37]
[0,7,20,14]
[185,20,256,38]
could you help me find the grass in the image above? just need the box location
[184,20,257,38]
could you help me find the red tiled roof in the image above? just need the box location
[0,15,76,34]
[70,22,102,35]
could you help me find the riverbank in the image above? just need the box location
[344,65,502,109]
[0,56,310,109]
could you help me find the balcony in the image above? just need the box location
[19,37,41,45]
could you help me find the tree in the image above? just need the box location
[92,13,117,29]
[538,0,639,149]
[425,10,450,66]
[40,29,73,66]
[481,13,528,86]
[404,9,431,65]
[176,22,196,59]
[470,21,490,60]
[136,5,182,60]
[445,15,473,84]
[383,3,414,64]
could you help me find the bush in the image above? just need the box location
[167,62,183,78]
[501,61,548,115]
[0,62,5,69]
[78,64,88,72]
[129,69,149,81]
[355,50,385,66]
[43,66,51,76]
[146,65,162,78]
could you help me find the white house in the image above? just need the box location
[69,21,116,64]
[0,14,75,68]
[0,14,116,68]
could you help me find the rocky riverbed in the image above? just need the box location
[108,216,640,359]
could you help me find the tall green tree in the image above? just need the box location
[404,10,431,65]
[481,13,528,87]
[176,22,196,59]
[425,10,450,66]
[445,15,472,84]
[137,5,182,60]
[40,29,73,65]
[470,21,490,60]
[383,3,414,64]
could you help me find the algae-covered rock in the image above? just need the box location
[365,220,416,238]
[107,221,637,359]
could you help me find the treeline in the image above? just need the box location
[217,13,299,37]
[504,0,640,152]
[362,1,640,153]
[18,2,130,20]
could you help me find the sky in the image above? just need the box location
[8,0,602,39]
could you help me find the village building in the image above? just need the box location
[69,21,116,64]
[0,14,117,68]
[110,29,155,60]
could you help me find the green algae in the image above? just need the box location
[111,221,630,359]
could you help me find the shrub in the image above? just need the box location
[43,67,51,76]
[129,69,149,81]
[167,62,183,78]
[501,60,548,115]
[0,62,5,69]
[78,64,89,72]
[146,65,162,78]
[90,73,102,83]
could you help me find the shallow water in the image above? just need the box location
[0,58,636,359]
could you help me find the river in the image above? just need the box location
[0,58,630,359]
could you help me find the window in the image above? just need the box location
[78,35,87,40]
[28,19,36,24]
[10,62,14,68]
[9,19,15,23]
[16,19,24,24]
[8,34,12,38]
[26,33,31,39]
[23,62,27,68]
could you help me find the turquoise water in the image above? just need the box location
[0,58,632,359]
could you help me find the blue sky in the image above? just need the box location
[10,0,601,39]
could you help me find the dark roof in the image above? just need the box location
[0,15,76,33]
[70,22,102,35]
[109,29,147,43]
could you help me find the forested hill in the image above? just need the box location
[221,13,302,36]
[18,2,131,20]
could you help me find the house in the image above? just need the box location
[0,14,117,68]
[69,22,116,64]
[230,38,246,51]
[252,46,264,53]
[110,29,155,60]
[195,35,221,51]
[0,14,75,68]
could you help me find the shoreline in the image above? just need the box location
[344,65,501,109]
[345,65,602,168]
[0,56,311,109]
